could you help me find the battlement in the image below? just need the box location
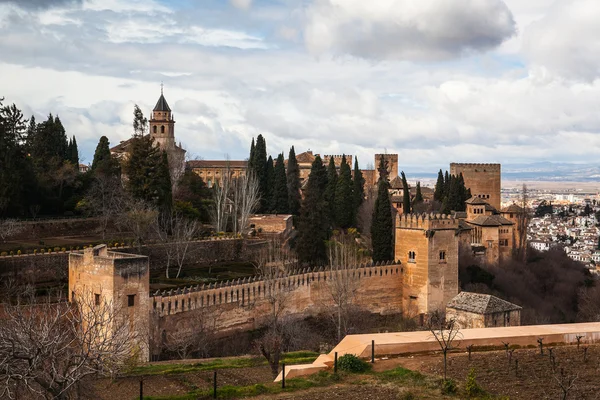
[374,154,398,161]
[150,261,402,317]
[450,163,501,172]
[396,213,459,230]
[320,154,353,166]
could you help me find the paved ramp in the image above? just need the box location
[275,322,600,382]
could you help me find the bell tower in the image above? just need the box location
[149,84,175,150]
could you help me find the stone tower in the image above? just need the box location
[149,87,176,151]
[68,245,150,361]
[450,163,501,210]
[371,154,399,186]
[395,214,459,321]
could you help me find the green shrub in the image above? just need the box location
[337,354,370,373]
[9,251,13,256]
[0,252,7,257]
[54,247,60,252]
[441,379,458,395]
[17,250,21,255]
[34,249,38,254]
[61,247,66,252]
[40,249,45,254]
[465,368,484,397]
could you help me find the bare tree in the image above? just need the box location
[121,199,158,252]
[253,240,296,378]
[210,161,232,234]
[324,230,365,342]
[81,174,126,239]
[232,171,261,236]
[0,290,143,399]
[552,366,578,400]
[0,219,23,244]
[155,212,199,279]
[164,307,222,359]
[428,312,462,381]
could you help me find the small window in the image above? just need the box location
[439,251,446,261]
[160,125,165,133]
[127,294,135,307]
[94,293,100,306]
[408,251,416,262]
[153,126,157,133]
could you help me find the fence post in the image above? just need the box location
[139,379,143,400]
[371,340,375,363]
[213,370,217,399]
[282,363,286,389]
[334,352,338,374]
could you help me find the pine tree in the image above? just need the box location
[297,155,329,265]
[334,155,353,229]
[271,153,288,214]
[324,157,338,225]
[352,157,365,226]
[286,146,301,216]
[371,156,394,262]
[401,171,410,214]
[92,136,112,171]
[133,104,147,137]
[265,155,274,213]
[25,115,36,152]
[434,169,444,202]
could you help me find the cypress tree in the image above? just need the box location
[25,115,36,152]
[297,155,329,266]
[371,156,394,262]
[124,134,162,205]
[156,150,173,212]
[271,153,288,214]
[334,155,353,229]
[443,170,450,200]
[415,182,424,204]
[248,137,255,171]
[53,116,68,161]
[434,169,444,202]
[265,155,274,213]
[70,135,79,166]
[286,146,301,215]
[401,171,410,214]
[352,157,365,226]
[91,136,119,177]
[457,173,470,210]
[324,157,338,225]
[252,135,268,212]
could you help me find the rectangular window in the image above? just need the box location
[127,294,135,307]
[439,250,446,261]
[94,293,100,306]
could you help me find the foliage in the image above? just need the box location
[535,200,553,217]
[271,153,288,214]
[297,155,329,265]
[250,135,268,213]
[334,155,353,228]
[352,157,365,226]
[265,155,274,212]
[434,169,444,202]
[441,378,458,395]
[371,155,394,262]
[336,354,370,373]
[464,368,484,397]
[324,157,338,225]
[286,146,301,216]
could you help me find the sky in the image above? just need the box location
[0,0,599,172]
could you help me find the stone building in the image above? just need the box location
[187,160,247,188]
[446,292,522,329]
[450,163,501,210]
[396,213,460,320]
[110,90,186,185]
[69,245,150,361]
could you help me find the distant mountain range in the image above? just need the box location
[410,162,600,182]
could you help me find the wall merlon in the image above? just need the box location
[397,213,459,230]
[450,163,501,171]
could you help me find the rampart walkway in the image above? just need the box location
[276,322,600,381]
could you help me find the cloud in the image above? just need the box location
[304,0,516,61]
[230,0,252,10]
[522,0,600,80]
[0,0,81,9]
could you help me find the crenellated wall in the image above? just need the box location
[150,261,404,355]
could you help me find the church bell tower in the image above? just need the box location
[149,84,175,150]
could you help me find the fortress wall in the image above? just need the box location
[151,263,404,352]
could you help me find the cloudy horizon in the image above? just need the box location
[0,0,599,172]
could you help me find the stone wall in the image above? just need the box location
[150,262,404,357]
[8,217,114,241]
[450,163,501,210]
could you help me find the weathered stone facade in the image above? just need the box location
[395,214,460,318]
[69,245,151,361]
[450,163,501,210]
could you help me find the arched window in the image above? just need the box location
[153,126,157,133]
[161,125,165,133]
